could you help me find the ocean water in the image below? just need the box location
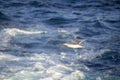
[0,0,120,80]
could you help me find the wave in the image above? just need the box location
[100,21,120,31]
[0,52,86,80]
[1,50,118,80]
[0,52,19,61]
[45,17,77,25]
[0,11,10,21]
[0,28,47,48]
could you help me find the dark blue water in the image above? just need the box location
[0,0,120,80]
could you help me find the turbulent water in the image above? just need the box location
[0,0,120,80]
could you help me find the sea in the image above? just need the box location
[0,0,120,80]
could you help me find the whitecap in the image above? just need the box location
[4,28,46,36]
[0,52,20,61]
[2,53,87,80]
[0,28,47,47]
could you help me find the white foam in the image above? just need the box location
[62,70,85,80]
[0,52,19,61]
[2,53,86,80]
[60,52,67,59]
[4,28,46,36]
[0,28,47,47]
[58,28,69,33]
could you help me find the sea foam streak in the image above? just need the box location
[4,28,46,36]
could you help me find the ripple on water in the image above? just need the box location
[44,17,77,25]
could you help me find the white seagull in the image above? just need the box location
[62,39,85,49]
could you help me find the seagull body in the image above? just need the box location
[62,40,85,49]
[62,43,84,48]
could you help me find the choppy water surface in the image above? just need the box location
[0,0,120,80]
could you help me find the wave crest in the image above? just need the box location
[4,28,46,36]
